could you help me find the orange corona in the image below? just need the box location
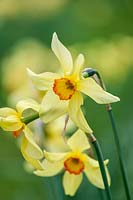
[13,126,24,138]
[64,157,84,175]
[53,78,76,100]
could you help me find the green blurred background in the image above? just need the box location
[0,0,133,199]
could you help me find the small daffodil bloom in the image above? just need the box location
[27,33,120,134]
[34,129,110,196]
[0,99,44,169]
[0,98,39,137]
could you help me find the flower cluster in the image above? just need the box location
[0,33,120,196]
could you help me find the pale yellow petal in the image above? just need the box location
[84,158,111,189]
[27,68,59,90]
[16,98,40,114]
[0,108,17,117]
[77,78,120,104]
[51,32,73,75]
[86,155,109,168]
[63,171,83,196]
[0,108,22,131]
[21,136,44,170]
[34,159,63,177]
[72,54,85,80]
[0,116,22,131]
[44,150,67,162]
[40,90,68,123]
[68,92,93,134]
[23,127,43,159]
[67,129,90,151]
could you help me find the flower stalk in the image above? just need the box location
[108,109,131,200]
[21,112,39,124]
[89,133,112,200]
[83,68,131,200]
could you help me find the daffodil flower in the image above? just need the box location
[34,129,110,196]
[0,99,44,169]
[0,98,39,137]
[27,33,120,134]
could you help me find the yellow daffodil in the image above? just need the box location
[0,99,44,169]
[0,98,39,137]
[34,129,110,196]
[27,33,120,134]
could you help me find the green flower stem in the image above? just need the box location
[89,133,112,200]
[93,71,131,200]
[108,109,131,200]
[21,112,39,124]
[83,69,131,200]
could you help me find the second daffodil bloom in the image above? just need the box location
[0,99,44,169]
[0,98,40,137]
[27,33,120,134]
[34,129,110,196]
